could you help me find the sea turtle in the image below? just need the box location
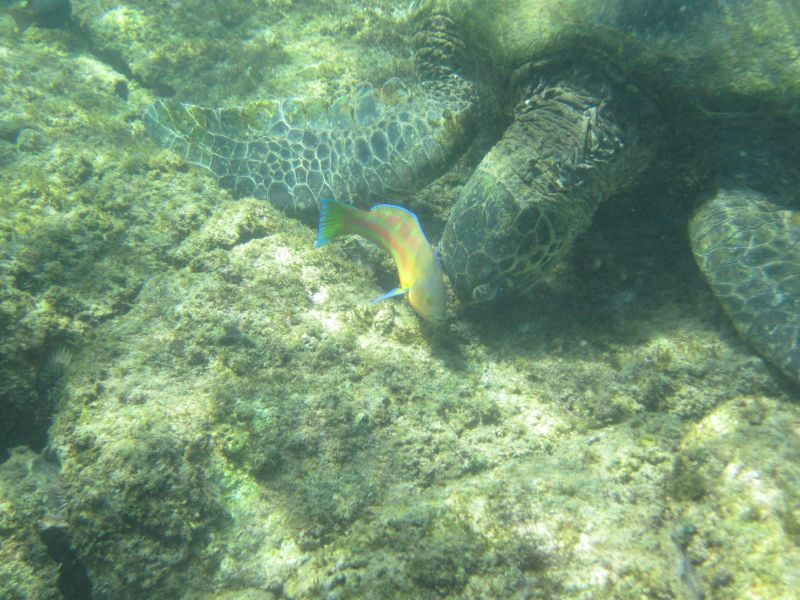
[143,0,800,385]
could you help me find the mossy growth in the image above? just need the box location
[61,417,225,598]
[667,452,709,501]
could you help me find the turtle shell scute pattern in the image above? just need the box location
[144,73,476,223]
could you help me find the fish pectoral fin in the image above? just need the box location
[372,287,409,304]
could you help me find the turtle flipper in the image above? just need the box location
[690,188,800,383]
[143,15,476,224]
[439,72,652,303]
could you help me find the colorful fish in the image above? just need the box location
[316,199,447,324]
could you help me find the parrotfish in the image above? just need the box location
[316,199,447,324]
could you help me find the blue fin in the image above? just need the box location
[372,287,409,304]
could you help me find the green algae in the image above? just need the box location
[0,448,60,600]
[45,192,797,597]
[670,396,800,596]
[75,0,417,106]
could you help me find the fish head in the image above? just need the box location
[408,267,447,325]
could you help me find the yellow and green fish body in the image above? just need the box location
[316,199,447,324]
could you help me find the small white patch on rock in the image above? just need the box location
[273,246,293,266]
[310,310,342,333]
[311,287,328,305]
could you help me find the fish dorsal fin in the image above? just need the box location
[370,204,422,230]
[370,204,434,246]
[370,203,419,222]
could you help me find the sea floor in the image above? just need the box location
[0,2,798,599]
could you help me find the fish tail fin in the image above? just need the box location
[316,199,358,248]
[7,8,32,34]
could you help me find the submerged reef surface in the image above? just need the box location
[0,1,798,599]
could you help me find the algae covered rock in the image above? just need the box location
[0,10,224,455]
[50,197,510,596]
[2,0,800,598]
[668,396,800,596]
[0,446,87,600]
[76,0,419,105]
[45,193,798,598]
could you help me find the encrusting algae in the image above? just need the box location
[1,0,799,598]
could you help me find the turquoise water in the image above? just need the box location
[1,2,799,598]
